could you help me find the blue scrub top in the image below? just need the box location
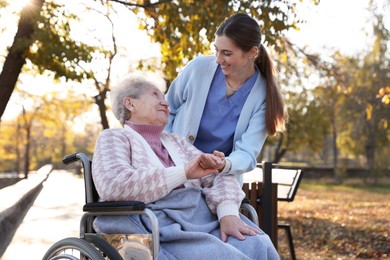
[194,66,258,154]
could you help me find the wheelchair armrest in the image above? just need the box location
[81,201,160,259]
[240,198,259,227]
[83,201,146,212]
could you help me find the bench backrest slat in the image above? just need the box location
[243,166,303,202]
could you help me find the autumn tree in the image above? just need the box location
[308,11,390,182]
[37,90,93,162]
[110,0,319,84]
[348,13,390,181]
[76,1,121,130]
[0,0,95,122]
[0,121,22,173]
[0,0,45,120]
[310,78,347,182]
[0,89,91,176]
[265,36,336,164]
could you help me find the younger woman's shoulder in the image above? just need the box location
[183,55,215,69]
[192,55,215,64]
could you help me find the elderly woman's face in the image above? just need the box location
[129,86,169,126]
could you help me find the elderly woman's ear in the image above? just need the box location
[123,97,134,111]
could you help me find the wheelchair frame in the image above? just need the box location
[42,152,259,260]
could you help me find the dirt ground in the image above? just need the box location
[276,179,390,260]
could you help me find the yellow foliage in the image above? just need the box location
[382,95,390,105]
[365,104,373,120]
[376,86,390,105]
[378,86,390,105]
[381,119,388,129]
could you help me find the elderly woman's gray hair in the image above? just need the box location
[110,73,166,125]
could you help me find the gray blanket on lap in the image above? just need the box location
[94,186,279,260]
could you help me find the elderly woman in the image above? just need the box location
[92,73,279,260]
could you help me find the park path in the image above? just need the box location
[2,170,84,260]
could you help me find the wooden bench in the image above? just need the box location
[242,162,303,260]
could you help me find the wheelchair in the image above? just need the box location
[42,152,259,260]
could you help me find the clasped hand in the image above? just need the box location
[185,150,225,179]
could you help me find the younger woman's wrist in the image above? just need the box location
[219,159,231,173]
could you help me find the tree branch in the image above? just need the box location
[107,0,172,8]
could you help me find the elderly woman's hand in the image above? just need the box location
[185,154,223,179]
[219,215,261,242]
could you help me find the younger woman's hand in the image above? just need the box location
[213,150,226,172]
[199,153,224,169]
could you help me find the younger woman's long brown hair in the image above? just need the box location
[216,13,287,136]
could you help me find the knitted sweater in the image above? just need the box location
[92,125,245,219]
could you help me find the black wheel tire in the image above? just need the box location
[84,234,123,260]
[42,237,105,260]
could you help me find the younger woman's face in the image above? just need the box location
[214,35,254,78]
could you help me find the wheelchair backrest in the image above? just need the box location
[63,152,99,204]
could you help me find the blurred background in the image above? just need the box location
[1,0,389,183]
[1,1,389,259]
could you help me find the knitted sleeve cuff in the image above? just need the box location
[216,200,239,220]
[219,159,232,174]
[165,166,187,190]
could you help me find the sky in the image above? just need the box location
[1,0,387,121]
[286,0,374,56]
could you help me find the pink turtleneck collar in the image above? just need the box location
[125,120,174,167]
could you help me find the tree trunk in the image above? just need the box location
[94,90,110,130]
[365,143,375,181]
[331,120,340,183]
[16,121,21,174]
[273,134,286,163]
[61,124,67,159]
[23,125,31,179]
[0,0,45,120]
[365,126,377,184]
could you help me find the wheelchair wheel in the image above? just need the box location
[42,237,105,260]
[84,234,123,260]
